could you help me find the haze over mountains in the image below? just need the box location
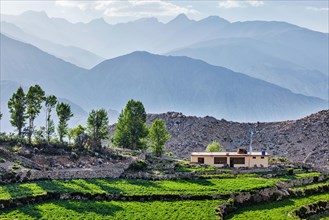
[1,11,328,101]
[0,11,328,131]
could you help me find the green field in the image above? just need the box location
[0,199,223,220]
[226,193,329,220]
[0,172,325,220]
[290,179,329,191]
[0,177,279,200]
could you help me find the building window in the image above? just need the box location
[198,157,204,164]
[214,157,227,164]
[261,157,264,159]
[253,156,256,159]
[231,157,245,164]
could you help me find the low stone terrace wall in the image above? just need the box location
[290,200,329,219]
[27,160,134,180]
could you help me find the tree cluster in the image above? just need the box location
[7,85,74,144]
[4,87,170,156]
[112,100,171,157]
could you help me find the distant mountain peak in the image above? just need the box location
[20,10,49,19]
[199,15,230,24]
[134,17,159,24]
[88,17,109,25]
[167,13,193,26]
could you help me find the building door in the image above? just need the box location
[230,158,234,167]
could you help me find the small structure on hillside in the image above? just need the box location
[190,150,270,168]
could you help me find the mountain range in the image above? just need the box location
[1,33,327,133]
[1,11,328,101]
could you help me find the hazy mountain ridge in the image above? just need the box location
[1,11,327,100]
[168,37,329,100]
[0,33,91,106]
[1,34,327,133]
[0,21,104,69]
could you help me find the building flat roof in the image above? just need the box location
[191,152,270,156]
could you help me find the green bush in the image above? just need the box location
[128,160,148,171]
[12,164,21,170]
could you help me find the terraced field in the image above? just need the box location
[0,177,278,200]
[226,193,329,220]
[0,172,327,219]
[0,199,224,220]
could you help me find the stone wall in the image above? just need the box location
[290,200,329,219]
[26,159,134,180]
[0,148,44,170]
[218,175,328,219]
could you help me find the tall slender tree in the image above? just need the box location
[56,102,73,143]
[8,86,27,137]
[45,95,57,143]
[87,109,109,145]
[149,119,171,157]
[26,85,45,144]
[112,100,148,150]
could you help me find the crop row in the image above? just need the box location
[0,177,279,200]
[291,180,329,191]
[226,193,329,219]
[0,199,224,220]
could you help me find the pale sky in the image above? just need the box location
[1,0,328,33]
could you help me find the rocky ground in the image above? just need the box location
[112,110,329,167]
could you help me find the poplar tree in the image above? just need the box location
[26,85,45,144]
[87,109,109,145]
[45,95,57,143]
[56,102,73,143]
[8,86,27,137]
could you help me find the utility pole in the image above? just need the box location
[249,129,254,167]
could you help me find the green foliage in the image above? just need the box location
[149,119,171,157]
[11,164,21,170]
[7,86,27,137]
[56,102,73,143]
[0,200,223,220]
[269,157,289,163]
[174,160,220,173]
[291,180,329,191]
[206,141,222,152]
[0,177,278,200]
[287,168,294,175]
[67,128,74,144]
[226,193,329,220]
[112,100,149,150]
[87,109,109,145]
[73,125,88,149]
[26,85,46,144]
[128,160,148,171]
[33,126,46,144]
[45,95,57,143]
[166,152,173,156]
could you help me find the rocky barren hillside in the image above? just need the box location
[136,110,328,167]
